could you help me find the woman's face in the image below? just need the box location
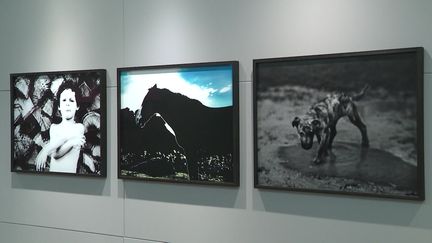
[58,89,78,120]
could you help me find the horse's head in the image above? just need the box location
[137,84,164,128]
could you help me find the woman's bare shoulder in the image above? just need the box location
[75,123,85,134]
[49,123,61,136]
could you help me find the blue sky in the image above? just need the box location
[120,65,233,111]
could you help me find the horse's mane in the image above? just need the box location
[146,86,206,109]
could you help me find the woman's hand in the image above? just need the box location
[35,150,47,171]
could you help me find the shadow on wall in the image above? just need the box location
[426,49,432,73]
[11,173,108,196]
[253,188,430,229]
[124,180,245,209]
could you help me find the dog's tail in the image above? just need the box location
[351,84,369,101]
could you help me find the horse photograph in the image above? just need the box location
[254,48,424,200]
[118,62,239,186]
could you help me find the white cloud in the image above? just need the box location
[121,72,214,111]
[219,84,232,93]
[206,88,218,94]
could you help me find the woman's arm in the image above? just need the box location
[52,124,85,160]
[35,125,68,171]
[35,123,86,171]
[52,135,85,159]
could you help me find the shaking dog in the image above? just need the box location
[292,85,369,164]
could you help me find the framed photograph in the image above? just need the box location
[118,61,239,186]
[254,47,424,200]
[11,69,107,177]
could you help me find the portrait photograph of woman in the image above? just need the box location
[11,69,106,177]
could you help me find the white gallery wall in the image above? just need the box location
[0,0,431,242]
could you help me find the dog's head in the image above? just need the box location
[292,116,321,150]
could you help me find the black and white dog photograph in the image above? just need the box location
[254,48,424,200]
[11,69,106,177]
[118,62,239,186]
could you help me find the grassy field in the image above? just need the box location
[120,151,234,183]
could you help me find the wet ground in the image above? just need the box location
[278,142,417,191]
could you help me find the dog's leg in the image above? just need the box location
[313,131,330,164]
[328,125,337,150]
[348,105,369,147]
[315,134,321,144]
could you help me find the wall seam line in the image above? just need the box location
[0,221,124,239]
[122,0,126,69]
[122,0,126,242]
[123,236,166,243]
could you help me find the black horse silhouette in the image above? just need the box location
[137,84,234,181]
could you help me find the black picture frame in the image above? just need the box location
[117,61,239,186]
[11,69,107,177]
[254,47,424,200]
